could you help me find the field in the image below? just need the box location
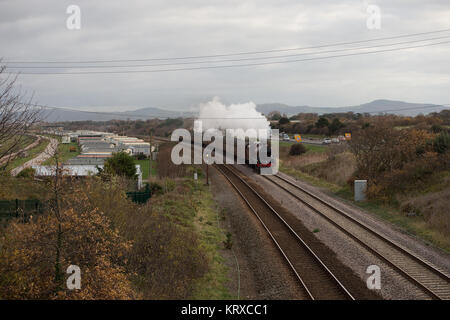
[42,141,80,165]
[279,141,326,155]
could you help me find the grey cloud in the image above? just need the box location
[0,0,449,111]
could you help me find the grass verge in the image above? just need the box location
[6,139,49,172]
[187,179,234,299]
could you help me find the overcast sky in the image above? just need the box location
[1,0,449,112]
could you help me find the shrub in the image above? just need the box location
[328,118,344,134]
[149,181,163,195]
[315,117,329,128]
[431,124,443,133]
[279,117,290,125]
[223,232,233,249]
[134,153,148,160]
[16,167,35,178]
[104,152,137,178]
[433,132,450,154]
[0,181,134,299]
[289,143,307,156]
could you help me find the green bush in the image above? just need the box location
[223,232,233,249]
[149,182,163,195]
[104,152,137,178]
[289,143,307,156]
[433,132,450,154]
[279,117,290,125]
[16,167,35,179]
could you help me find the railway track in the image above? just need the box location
[263,173,450,300]
[216,164,355,300]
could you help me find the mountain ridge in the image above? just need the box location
[41,99,448,122]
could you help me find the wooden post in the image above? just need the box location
[205,153,209,185]
[149,132,152,179]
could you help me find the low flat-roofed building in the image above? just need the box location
[33,165,103,177]
[62,136,71,144]
[127,143,151,156]
[33,164,143,189]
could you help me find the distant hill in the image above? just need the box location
[41,106,195,122]
[40,99,448,122]
[256,100,447,117]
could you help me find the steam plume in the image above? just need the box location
[196,97,270,137]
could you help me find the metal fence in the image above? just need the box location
[126,184,151,204]
[0,199,44,225]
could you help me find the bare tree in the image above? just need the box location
[0,64,41,171]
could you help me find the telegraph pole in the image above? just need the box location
[149,131,152,180]
[205,153,209,185]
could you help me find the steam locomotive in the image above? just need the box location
[194,137,272,174]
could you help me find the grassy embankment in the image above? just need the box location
[144,167,233,299]
[1,161,233,299]
[185,176,234,299]
[279,142,450,252]
[0,135,35,156]
[151,142,233,298]
[5,139,49,172]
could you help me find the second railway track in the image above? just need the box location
[216,164,355,300]
[263,172,450,300]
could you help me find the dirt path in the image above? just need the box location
[10,136,58,176]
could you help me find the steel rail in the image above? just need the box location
[265,173,450,300]
[217,164,355,300]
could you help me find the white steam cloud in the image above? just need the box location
[196,97,270,137]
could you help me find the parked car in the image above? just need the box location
[331,138,339,143]
[283,134,290,141]
[322,138,332,144]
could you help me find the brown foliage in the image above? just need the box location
[0,187,134,299]
[349,121,444,198]
[74,177,209,299]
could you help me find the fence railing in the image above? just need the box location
[0,185,151,227]
[126,184,151,204]
[0,199,44,225]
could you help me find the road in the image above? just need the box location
[10,136,59,176]
[279,138,329,145]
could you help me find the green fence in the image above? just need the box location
[0,199,44,225]
[126,184,151,204]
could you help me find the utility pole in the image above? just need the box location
[205,153,209,185]
[149,131,152,180]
